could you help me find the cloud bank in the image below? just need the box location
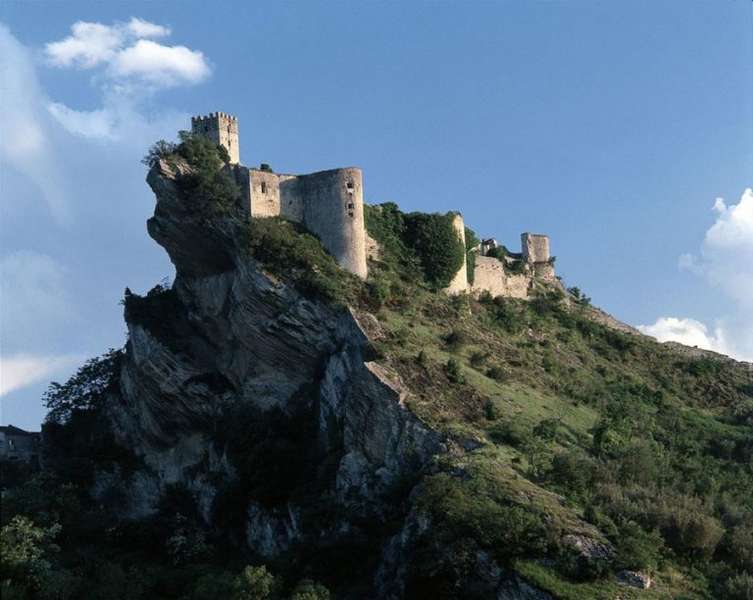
[638,189,753,361]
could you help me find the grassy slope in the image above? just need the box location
[359,203,753,599]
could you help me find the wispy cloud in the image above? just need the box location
[42,18,210,142]
[0,251,75,354]
[639,188,753,361]
[0,24,70,224]
[0,354,82,398]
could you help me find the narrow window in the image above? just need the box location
[346,182,354,193]
[261,182,267,194]
[347,202,354,210]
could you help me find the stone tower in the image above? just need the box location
[191,112,240,164]
[521,233,550,263]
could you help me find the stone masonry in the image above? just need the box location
[190,112,554,294]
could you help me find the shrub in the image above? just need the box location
[142,139,177,168]
[443,328,467,352]
[465,226,479,285]
[567,286,591,307]
[722,573,753,600]
[483,399,500,421]
[470,351,489,369]
[616,522,663,573]
[233,565,278,600]
[486,366,507,383]
[403,212,465,288]
[489,419,531,447]
[243,218,351,304]
[445,358,465,384]
[290,579,331,600]
[489,297,523,333]
[728,525,753,571]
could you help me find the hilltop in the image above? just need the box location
[1,133,752,600]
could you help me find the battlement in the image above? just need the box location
[191,112,238,123]
[188,111,555,287]
[191,111,240,164]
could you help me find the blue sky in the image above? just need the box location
[1,1,752,429]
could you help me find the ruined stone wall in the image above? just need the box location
[191,112,240,164]
[249,170,284,218]
[472,256,531,299]
[444,214,469,294]
[521,233,550,264]
[298,168,368,279]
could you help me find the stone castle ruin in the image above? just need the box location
[191,112,554,296]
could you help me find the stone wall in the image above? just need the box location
[232,165,368,278]
[444,214,469,294]
[472,256,531,299]
[522,233,550,264]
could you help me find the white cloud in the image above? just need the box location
[110,39,210,85]
[45,18,210,89]
[637,317,730,355]
[640,188,753,362]
[45,21,123,68]
[700,188,753,307]
[0,354,82,398]
[0,24,70,223]
[125,17,171,39]
[47,102,116,139]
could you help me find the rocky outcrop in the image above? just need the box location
[94,159,444,587]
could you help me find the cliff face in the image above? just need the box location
[96,159,446,587]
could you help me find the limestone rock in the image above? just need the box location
[616,570,653,589]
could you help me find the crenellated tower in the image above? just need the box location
[191,112,240,164]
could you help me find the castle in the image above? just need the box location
[191,112,554,296]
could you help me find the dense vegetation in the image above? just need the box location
[359,229,753,597]
[365,203,465,289]
[2,153,751,599]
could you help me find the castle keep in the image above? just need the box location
[192,113,367,278]
[191,112,554,295]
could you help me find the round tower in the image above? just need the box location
[299,168,368,278]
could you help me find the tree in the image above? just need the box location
[290,579,330,600]
[233,565,278,600]
[43,350,122,424]
[403,212,465,288]
[0,516,61,593]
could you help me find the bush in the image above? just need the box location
[489,419,531,447]
[290,579,331,600]
[486,366,507,383]
[145,131,239,217]
[142,139,177,168]
[233,565,278,600]
[443,328,467,352]
[616,522,663,573]
[243,218,352,304]
[722,573,753,600]
[403,212,465,288]
[470,351,489,369]
[445,358,465,384]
